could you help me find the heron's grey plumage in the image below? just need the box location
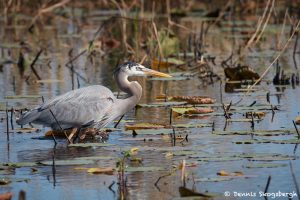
[16,62,170,130]
[17,85,116,129]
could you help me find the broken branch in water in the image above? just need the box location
[289,162,300,199]
[6,102,9,141]
[233,19,300,106]
[264,176,272,200]
[29,49,43,81]
[292,120,300,139]
[154,172,173,190]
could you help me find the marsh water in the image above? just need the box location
[1,6,300,200]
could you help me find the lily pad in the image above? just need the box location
[195,177,233,182]
[74,156,114,160]
[170,96,215,104]
[137,101,187,108]
[39,159,94,166]
[235,153,296,161]
[172,151,198,156]
[249,156,295,161]
[193,156,242,162]
[244,163,288,168]
[126,129,174,135]
[68,143,113,148]
[15,128,40,133]
[172,107,214,116]
[87,167,114,175]
[227,118,262,122]
[213,129,296,136]
[125,123,166,130]
[2,162,38,168]
[124,166,164,172]
[173,123,212,128]
[235,138,300,144]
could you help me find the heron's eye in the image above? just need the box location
[136,66,143,71]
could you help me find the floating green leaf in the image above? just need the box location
[213,129,296,136]
[125,123,165,130]
[2,162,38,168]
[227,118,262,122]
[172,107,214,116]
[68,143,113,148]
[194,156,242,162]
[74,156,115,161]
[244,163,287,168]
[235,138,300,144]
[195,177,233,182]
[124,166,164,172]
[173,123,212,128]
[39,159,94,166]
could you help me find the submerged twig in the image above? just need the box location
[264,176,272,200]
[292,120,300,139]
[6,103,9,141]
[154,172,173,190]
[108,181,116,194]
[52,145,57,187]
[289,162,300,199]
[30,49,43,81]
[10,107,14,130]
[234,20,300,106]
[169,108,173,125]
[293,31,299,69]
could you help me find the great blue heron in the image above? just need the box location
[16,62,171,133]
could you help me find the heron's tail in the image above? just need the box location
[16,109,40,125]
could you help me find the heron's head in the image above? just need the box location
[114,61,171,78]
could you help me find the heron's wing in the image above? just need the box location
[34,85,117,129]
[39,86,113,111]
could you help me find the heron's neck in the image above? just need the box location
[115,72,142,111]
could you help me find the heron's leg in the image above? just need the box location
[72,127,81,143]
[67,128,78,144]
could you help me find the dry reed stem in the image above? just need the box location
[278,8,289,48]
[39,0,71,14]
[246,0,271,47]
[152,21,164,59]
[139,54,147,64]
[30,0,71,26]
[245,20,300,95]
[253,0,275,44]
[234,0,273,63]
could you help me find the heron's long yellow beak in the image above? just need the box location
[142,68,172,78]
